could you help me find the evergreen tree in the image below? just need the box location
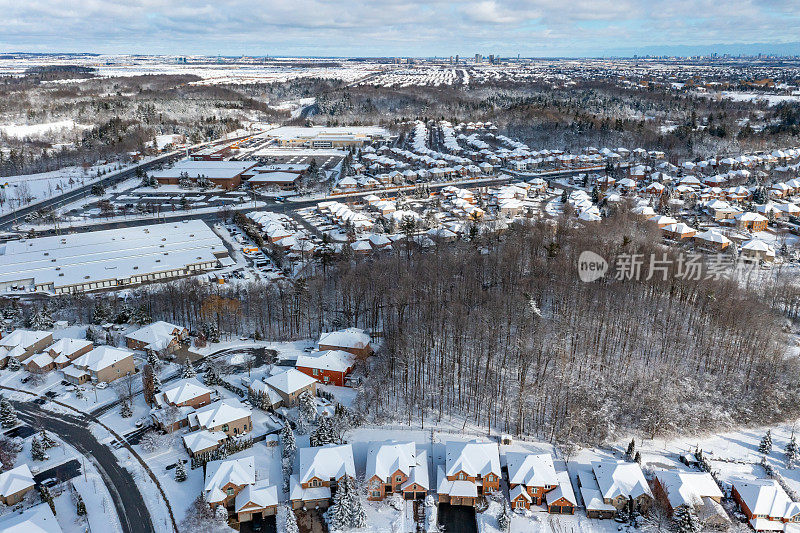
[346,476,367,528]
[153,372,162,393]
[31,436,47,461]
[147,350,160,369]
[283,505,299,533]
[39,429,56,449]
[625,438,636,461]
[760,430,773,455]
[0,398,19,428]
[182,358,197,378]
[91,302,111,325]
[786,433,798,468]
[204,366,221,386]
[497,504,510,531]
[120,399,133,418]
[327,478,349,531]
[311,417,339,447]
[298,391,317,428]
[6,357,20,371]
[673,505,701,533]
[26,305,54,330]
[175,460,187,482]
[281,423,296,460]
[634,451,642,464]
[76,494,86,516]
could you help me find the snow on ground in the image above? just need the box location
[0,119,92,139]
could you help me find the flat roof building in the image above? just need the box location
[0,220,229,295]
[263,126,393,148]
[151,159,258,190]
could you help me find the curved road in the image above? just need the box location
[13,401,156,533]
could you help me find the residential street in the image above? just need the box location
[13,401,156,533]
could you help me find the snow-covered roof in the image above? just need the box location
[547,470,577,506]
[235,482,278,513]
[506,451,558,488]
[510,484,532,502]
[290,474,331,502]
[366,441,418,482]
[125,321,185,351]
[61,365,89,379]
[182,429,227,454]
[249,380,283,407]
[0,330,50,350]
[298,444,355,485]
[162,378,212,406]
[695,230,731,245]
[193,399,250,430]
[26,352,54,368]
[0,502,62,533]
[445,440,500,478]
[0,220,226,291]
[0,464,34,497]
[317,328,370,350]
[733,477,800,521]
[655,470,722,509]
[47,338,91,357]
[591,461,653,501]
[72,346,134,372]
[437,466,478,498]
[296,350,355,373]
[264,368,317,396]
[204,456,255,503]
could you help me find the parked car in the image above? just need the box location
[95,382,108,390]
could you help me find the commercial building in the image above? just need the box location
[151,159,258,189]
[0,220,229,295]
[263,126,393,148]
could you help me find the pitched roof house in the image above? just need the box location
[731,477,800,532]
[295,350,355,387]
[590,461,654,512]
[125,321,188,353]
[290,444,355,510]
[365,441,430,501]
[653,470,728,528]
[47,338,93,369]
[189,399,252,437]
[204,456,256,512]
[317,328,372,357]
[65,345,135,384]
[0,464,35,505]
[438,440,501,506]
[158,378,214,409]
[506,451,559,508]
[0,330,53,366]
[0,502,63,533]
[263,369,317,406]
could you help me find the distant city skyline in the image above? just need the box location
[2,0,800,59]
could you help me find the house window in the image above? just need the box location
[227,488,234,496]
[372,491,381,498]
[312,368,319,376]
[311,479,320,488]
[459,473,467,481]
[396,476,402,482]
[222,424,229,432]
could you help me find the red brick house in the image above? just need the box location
[295,350,355,387]
[317,328,373,358]
[365,441,429,501]
[437,441,501,506]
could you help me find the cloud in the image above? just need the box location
[0,0,798,56]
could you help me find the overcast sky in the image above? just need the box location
[1,0,799,57]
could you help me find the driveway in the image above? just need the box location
[33,458,82,486]
[437,503,477,533]
[14,401,156,533]
[239,515,277,533]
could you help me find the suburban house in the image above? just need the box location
[653,470,728,529]
[0,330,53,366]
[590,461,654,513]
[24,352,57,373]
[125,321,188,353]
[0,502,62,533]
[365,441,430,501]
[547,470,577,515]
[731,477,800,532]
[263,369,317,406]
[437,440,501,506]
[47,338,93,369]
[248,379,285,410]
[157,378,214,409]
[317,328,373,358]
[63,346,136,384]
[577,470,617,519]
[0,464,35,505]
[182,429,227,458]
[741,239,776,263]
[189,399,252,437]
[204,455,277,522]
[506,451,559,509]
[290,444,356,510]
[295,350,355,387]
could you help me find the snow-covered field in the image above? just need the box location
[0,120,92,140]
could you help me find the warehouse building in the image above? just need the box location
[263,126,393,148]
[0,220,230,295]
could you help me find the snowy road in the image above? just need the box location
[14,401,156,533]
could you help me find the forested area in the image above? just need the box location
[9,211,800,447]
